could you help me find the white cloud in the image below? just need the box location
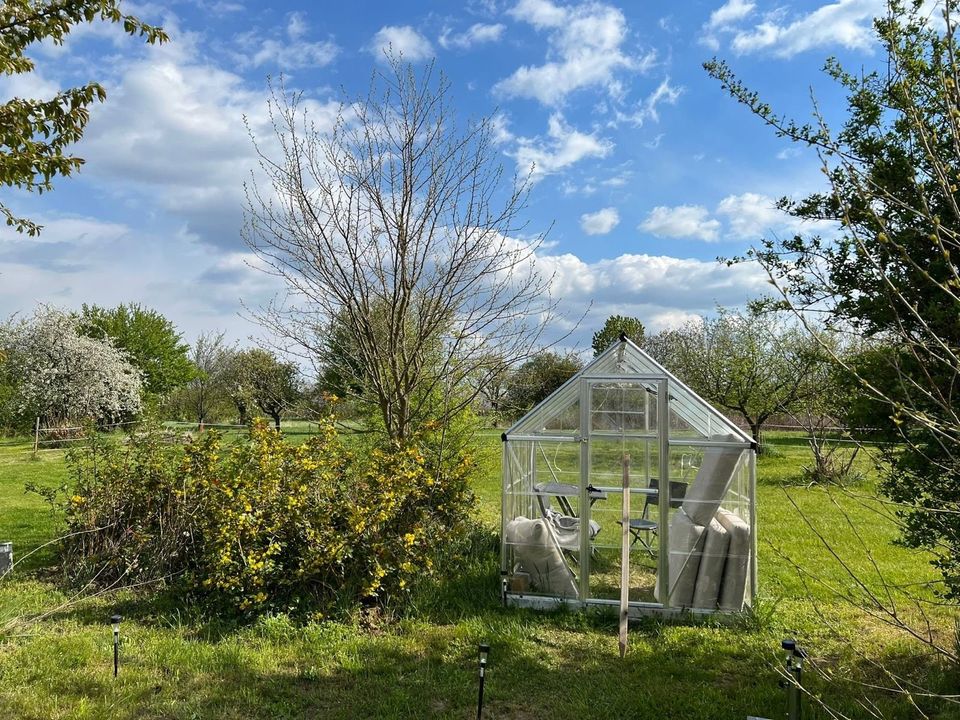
[508,0,568,28]
[496,1,651,105]
[716,192,806,238]
[701,0,756,48]
[580,207,620,235]
[513,113,613,182]
[489,112,515,145]
[640,205,721,241]
[368,25,434,62]
[730,0,880,57]
[0,215,130,247]
[708,0,756,29]
[236,13,339,70]
[438,22,505,50]
[638,193,820,243]
[607,76,682,127]
[534,250,769,345]
[641,77,681,123]
[74,37,340,250]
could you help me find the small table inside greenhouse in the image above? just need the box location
[535,483,608,517]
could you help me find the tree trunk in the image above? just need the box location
[748,419,764,454]
[271,412,281,431]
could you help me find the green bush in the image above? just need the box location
[51,417,475,618]
[57,424,190,585]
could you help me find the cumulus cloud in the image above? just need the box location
[533,250,769,344]
[73,36,341,251]
[721,0,881,58]
[639,193,819,243]
[700,0,756,49]
[708,0,756,28]
[236,12,339,70]
[640,205,721,241]
[438,22,505,50]
[513,113,613,182]
[580,207,620,235]
[715,192,800,237]
[368,25,434,61]
[508,0,569,28]
[496,0,652,106]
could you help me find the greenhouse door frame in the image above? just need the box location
[577,375,672,610]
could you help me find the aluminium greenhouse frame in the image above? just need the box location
[500,337,757,618]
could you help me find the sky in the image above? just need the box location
[0,0,893,357]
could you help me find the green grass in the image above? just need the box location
[0,431,956,719]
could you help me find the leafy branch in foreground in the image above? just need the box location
[707,0,960,713]
[0,1,167,235]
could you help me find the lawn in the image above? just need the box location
[0,429,955,719]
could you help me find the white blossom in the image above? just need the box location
[2,307,142,425]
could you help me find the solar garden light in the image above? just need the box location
[0,542,12,576]
[779,638,807,720]
[111,614,122,678]
[476,643,490,720]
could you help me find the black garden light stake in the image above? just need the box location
[780,638,807,720]
[111,614,122,678]
[476,643,490,720]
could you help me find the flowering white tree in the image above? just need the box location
[2,307,142,426]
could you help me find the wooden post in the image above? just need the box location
[33,417,40,452]
[619,453,631,658]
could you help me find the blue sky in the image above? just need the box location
[0,0,886,352]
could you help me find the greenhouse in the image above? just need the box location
[501,337,757,617]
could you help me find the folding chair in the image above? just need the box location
[623,479,688,555]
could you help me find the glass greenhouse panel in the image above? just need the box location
[540,397,580,435]
[502,438,584,599]
[589,383,655,434]
[659,442,753,611]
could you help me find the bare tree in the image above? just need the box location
[243,57,558,442]
[183,331,233,426]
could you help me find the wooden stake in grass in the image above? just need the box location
[33,417,39,453]
[619,453,630,659]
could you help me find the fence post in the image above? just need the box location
[33,417,39,452]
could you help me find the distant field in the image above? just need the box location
[0,428,954,719]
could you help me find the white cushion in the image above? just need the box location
[682,438,744,526]
[656,508,706,607]
[505,517,579,598]
[716,509,751,610]
[693,517,730,609]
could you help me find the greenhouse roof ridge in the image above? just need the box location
[504,337,754,445]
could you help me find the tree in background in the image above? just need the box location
[0,1,166,235]
[646,307,823,450]
[469,352,513,422]
[243,57,559,444]
[1,306,142,426]
[228,349,300,430]
[78,304,195,402]
[591,315,645,356]
[178,331,233,426]
[503,352,583,419]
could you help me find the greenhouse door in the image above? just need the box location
[580,379,667,605]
